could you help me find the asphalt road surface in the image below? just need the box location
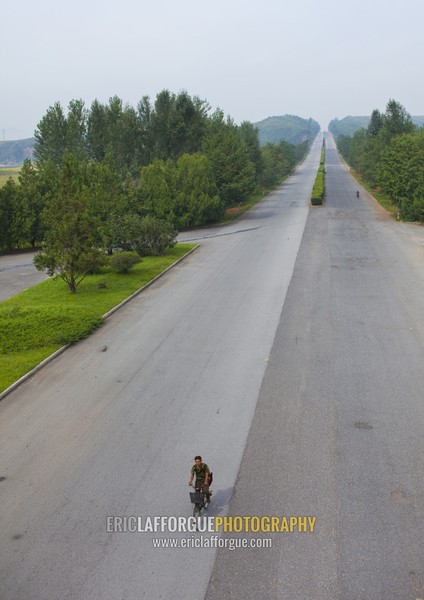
[1,133,424,599]
[207,135,424,599]
[0,251,47,301]
[0,136,322,600]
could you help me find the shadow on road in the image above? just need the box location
[203,486,234,517]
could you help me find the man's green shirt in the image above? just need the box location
[191,462,210,482]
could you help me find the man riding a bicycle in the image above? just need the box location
[188,455,212,504]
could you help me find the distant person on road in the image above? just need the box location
[188,456,212,503]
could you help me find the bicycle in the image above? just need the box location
[189,484,209,518]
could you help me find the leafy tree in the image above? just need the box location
[34,100,87,166]
[294,140,309,163]
[87,99,107,162]
[173,92,209,156]
[360,132,384,185]
[149,90,209,161]
[85,155,127,252]
[98,96,142,174]
[18,159,45,246]
[260,143,287,187]
[382,99,415,140]
[33,154,106,293]
[149,90,174,161]
[109,97,144,173]
[31,90,316,232]
[259,140,297,187]
[202,111,255,206]
[335,100,424,221]
[34,102,67,166]
[138,159,174,221]
[362,101,415,183]
[337,128,368,174]
[367,109,384,137]
[239,121,263,181]
[334,134,351,163]
[104,212,144,251]
[0,180,17,251]
[133,216,177,256]
[137,95,153,165]
[65,99,88,160]
[173,153,224,227]
[138,154,224,227]
[379,130,424,218]
[90,97,141,172]
[399,189,424,221]
[0,178,31,251]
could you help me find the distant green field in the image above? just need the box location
[0,167,20,187]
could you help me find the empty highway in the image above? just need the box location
[1,133,424,599]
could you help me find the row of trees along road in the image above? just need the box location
[334,99,424,221]
[0,91,311,290]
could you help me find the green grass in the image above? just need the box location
[0,167,21,187]
[0,243,196,393]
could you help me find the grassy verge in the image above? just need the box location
[0,167,21,187]
[0,243,196,393]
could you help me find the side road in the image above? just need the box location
[0,251,47,302]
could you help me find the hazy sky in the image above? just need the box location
[1,0,423,139]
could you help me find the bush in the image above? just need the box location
[134,216,177,256]
[311,146,325,206]
[311,169,325,205]
[109,251,141,273]
[399,195,424,221]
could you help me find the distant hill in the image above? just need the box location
[328,116,369,137]
[412,116,424,128]
[0,138,34,166]
[329,115,424,137]
[253,115,320,146]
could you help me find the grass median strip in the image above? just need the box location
[0,243,196,394]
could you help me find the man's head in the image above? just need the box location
[194,455,202,466]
